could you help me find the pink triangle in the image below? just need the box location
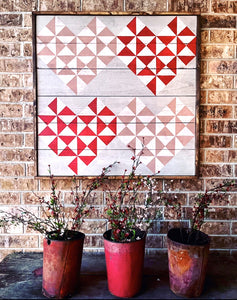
[48,137,58,154]
[108,37,117,54]
[58,26,74,36]
[118,116,135,124]
[96,37,106,53]
[187,122,195,134]
[178,106,194,117]
[127,98,137,115]
[136,122,145,134]
[78,46,95,56]
[48,98,58,114]
[59,146,76,156]
[79,74,95,84]
[138,106,153,116]
[158,156,173,166]
[38,46,55,56]
[67,76,78,94]
[127,138,136,150]
[56,38,65,55]
[59,106,75,116]
[118,127,134,136]
[177,135,193,146]
[99,27,114,37]
[87,17,97,35]
[78,36,95,45]
[39,126,56,136]
[67,38,77,55]
[176,121,185,135]
[147,158,156,173]
[168,98,176,114]
[158,116,174,124]
[79,155,96,165]
[146,118,156,135]
[138,135,154,145]
[77,58,86,69]
[166,139,176,155]
[59,136,75,145]
[157,127,174,136]
[98,55,115,65]
[38,115,55,125]
[58,55,75,65]
[46,18,56,34]
[48,57,57,70]
[58,68,75,75]
[68,157,78,174]
[37,36,54,43]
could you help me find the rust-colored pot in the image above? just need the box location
[42,231,85,299]
[167,228,210,298]
[103,229,146,298]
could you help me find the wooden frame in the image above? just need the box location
[33,12,200,177]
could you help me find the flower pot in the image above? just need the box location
[103,229,146,298]
[42,230,85,299]
[167,228,210,298]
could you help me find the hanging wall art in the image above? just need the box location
[33,13,200,177]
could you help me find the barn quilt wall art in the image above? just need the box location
[34,13,200,177]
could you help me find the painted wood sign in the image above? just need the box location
[34,13,200,177]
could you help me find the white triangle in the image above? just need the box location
[135,98,146,114]
[177,17,186,35]
[99,127,115,136]
[158,106,175,117]
[77,122,87,135]
[119,106,135,117]
[178,46,194,57]
[158,68,176,76]
[138,46,155,57]
[58,46,75,56]
[95,17,106,35]
[154,158,165,172]
[157,136,174,146]
[67,57,77,69]
[136,18,146,34]
[57,138,67,154]
[117,122,126,135]
[157,55,175,66]
[87,42,97,55]
[138,36,155,45]
[147,57,156,70]
[88,122,97,134]
[158,26,176,38]
[78,27,95,37]
[167,42,177,56]
[155,77,166,93]
[96,57,107,69]
[58,115,76,125]
[139,75,155,86]
[56,57,66,69]
[156,122,165,135]
[99,35,115,45]
[117,135,134,145]
[175,137,183,149]
[39,26,55,37]
[39,55,55,66]
[118,26,135,37]
[166,122,176,135]
[157,148,174,157]
[98,46,116,57]
[117,55,134,67]
[55,17,66,35]
[77,42,86,55]
[47,41,57,55]
[178,115,194,123]
[137,115,154,124]
[127,41,136,55]
[60,126,75,136]
[68,138,77,150]
[78,67,95,76]
[57,74,75,85]
[137,127,154,137]
[79,148,96,156]
[98,115,115,124]
[175,98,185,114]
[79,135,96,145]
[178,35,195,44]
[57,35,75,44]
[78,56,95,66]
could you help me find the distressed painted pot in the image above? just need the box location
[167,228,210,298]
[103,229,146,298]
[42,231,85,299]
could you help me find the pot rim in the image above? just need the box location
[167,227,210,247]
[45,230,85,242]
[103,229,146,244]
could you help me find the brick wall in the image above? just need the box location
[0,0,237,261]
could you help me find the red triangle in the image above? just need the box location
[178,56,195,65]
[187,37,196,54]
[147,37,156,54]
[48,98,58,114]
[179,26,195,37]
[78,115,95,125]
[136,37,146,55]
[99,135,115,145]
[158,35,175,46]
[48,137,58,154]
[158,47,175,56]
[68,157,78,174]
[137,55,154,66]
[177,37,186,54]
[99,106,114,116]
[167,57,177,73]
[89,98,97,114]
[59,136,75,145]
[97,117,107,134]
[137,26,154,36]
[79,155,96,165]
[88,138,97,154]
[59,106,75,116]
[68,117,78,135]
[128,58,137,74]
[158,75,175,85]
[57,117,67,134]
[138,67,155,76]
[118,47,135,56]
[39,126,56,136]
[79,126,96,136]
[38,115,55,125]
[108,117,117,134]
[118,35,134,45]
[77,137,86,155]
[147,77,156,95]
[156,57,166,73]
[127,17,137,35]
[59,146,76,156]
[168,17,177,35]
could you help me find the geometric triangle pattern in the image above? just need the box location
[37,16,196,96]
[117,97,195,173]
[37,16,117,94]
[38,97,116,174]
[117,16,196,95]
